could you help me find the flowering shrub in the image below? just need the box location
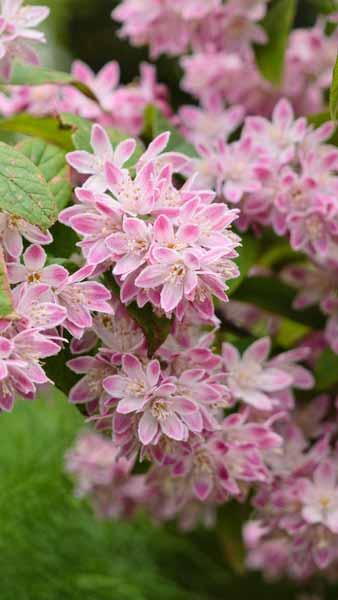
[1,0,338,590]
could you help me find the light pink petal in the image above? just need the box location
[7,263,27,284]
[243,337,270,364]
[146,360,160,387]
[66,151,96,174]
[257,368,292,391]
[135,264,167,288]
[241,390,272,411]
[161,281,183,312]
[193,473,212,500]
[3,228,22,258]
[222,343,240,369]
[160,413,186,441]
[138,411,158,445]
[42,264,68,287]
[71,60,94,86]
[103,375,125,398]
[314,460,336,491]
[105,161,124,188]
[114,138,136,167]
[67,356,97,373]
[154,214,174,244]
[272,98,293,129]
[90,124,112,160]
[97,61,120,91]
[24,244,46,270]
[122,354,144,380]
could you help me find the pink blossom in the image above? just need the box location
[55,266,113,338]
[0,0,50,79]
[222,338,293,410]
[0,213,52,258]
[300,461,338,533]
[7,244,68,288]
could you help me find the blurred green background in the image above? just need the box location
[1,2,336,599]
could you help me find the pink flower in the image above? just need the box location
[66,124,136,193]
[135,245,200,313]
[222,338,293,410]
[103,354,201,445]
[71,60,120,112]
[7,244,68,288]
[107,216,152,277]
[244,98,307,164]
[56,266,113,338]
[0,213,52,258]
[13,283,67,330]
[300,461,338,533]
[68,354,115,408]
[60,189,123,267]
[0,0,50,79]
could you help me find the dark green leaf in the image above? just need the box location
[330,52,338,120]
[16,138,72,210]
[0,114,73,149]
[315,347,338,391]
[308,0,338,13]
[232,276,325,329]
[0,247,14,318]
[104,272,172,357]
[144,105,198,157]
[0,142,57,229]
[228,233,261,295]
[60,112,144,168]
[7,61,97,102]
[254,0,296,85]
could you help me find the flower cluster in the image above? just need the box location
[66,318,314,529]
[243,412,338,580]
[0,59,170,136]
[113,2,338,117]
[3,0,338,590]
[0,0,49,79]
[60,123,240,320]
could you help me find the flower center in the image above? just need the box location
[151,399,171,421]
[27,272,41,283]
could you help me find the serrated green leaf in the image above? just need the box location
[60,112,144,168]
[0,114,73,149]
[228,233,261,295]
[0,141,58,229]
[0,247,14,318]
[144,105,198,157]
[315,347,338,391]
[330,53,338,120]
[7,61,97,102]
[254,0,296,85]
[104,272,172,357]
[16,138,72,210]
[232,276,325,329]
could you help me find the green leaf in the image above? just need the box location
[60,112,144,168]
[0,114,73,149]
[228,233,261,295]
[254,0,296,85]
[7,61,97,102]
[308,0,338,13]
[232,276,325,329]
[0,141,57,229]
[144,105,198,157]
[16,138,72,210]
[104,272,172,357]
[0,247,14,318]
[315,347,338,391]
[330,52,338,120]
